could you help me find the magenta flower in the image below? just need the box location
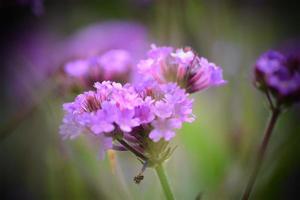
[137,44,226,93]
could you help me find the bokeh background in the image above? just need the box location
[1,0,300,199]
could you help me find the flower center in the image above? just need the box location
[82,94,101,112]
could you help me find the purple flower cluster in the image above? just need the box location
[137,44,226,93]
[255,50,300,104]
[60,22,149,90]
[64,49,132,87]
[60,81,194,155]
[60,44,226,163]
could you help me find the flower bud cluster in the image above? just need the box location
[137,44,226,93]
[255,50,300,105]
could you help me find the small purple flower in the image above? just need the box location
[116,109,140,132]
[256,51,284,75]
[90,110,115,134]
[137,45,226,93]
[154,101,173,119]
[255,50,300,104]
[149,118,182,142]
[134,97,155,124]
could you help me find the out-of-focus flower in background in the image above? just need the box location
[63,22,148,63]
[6,21,149,106]
[63,49,132,90]
[57,21,149,93]
[255,50,300,105]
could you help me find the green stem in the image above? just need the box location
[155,163,175,200]
[242,107,281,200]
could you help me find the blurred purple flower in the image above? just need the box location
[62,22,149,89]
[255,50,300,104]
[64,22,148,62]
[63,49,132,88]
[7,22,149,107]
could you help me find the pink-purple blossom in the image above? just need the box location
[149,118,181,142]
[60,80,195,156]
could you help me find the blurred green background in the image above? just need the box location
[1,0,300,199]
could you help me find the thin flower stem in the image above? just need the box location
[155,163,175,200]
[242,107,281,200]
[117,139,147,161]
[265,91,274,110]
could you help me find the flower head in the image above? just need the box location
[60,21,149,92]
[137,45,226,93]
[60,80,194,159]
[63,49,132,89]
[255,50,300,105]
